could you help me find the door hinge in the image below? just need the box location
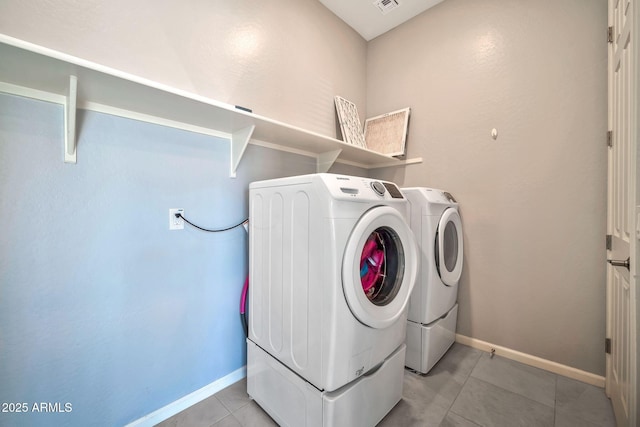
[605,338,612,354]
[606,234,612,250]
[607,130,613,148]
[608,26,614,43]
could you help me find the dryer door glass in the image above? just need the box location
[343,206,418,329]
[360,227,404,306]
[435,208,463,287]
[443,222,458,272]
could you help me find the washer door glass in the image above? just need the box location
[343,206,418,329]
[435,208,463,286]
[360,227,404,306]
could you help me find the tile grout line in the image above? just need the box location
[441,348,485,426]
[217,391,253,414]
[472,352,559,409]
[452,375,557,427]
[448,348,558,427]
[208,412,235,427]
[469,375,558,410]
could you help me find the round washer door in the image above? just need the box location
[342,206,418,329]
[435,208,463,286]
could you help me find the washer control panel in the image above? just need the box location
[320,175,405,201]
[382,182,404,198]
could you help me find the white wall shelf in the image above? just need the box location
[0,35,422,176]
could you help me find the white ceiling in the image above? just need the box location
[318,0,445,41]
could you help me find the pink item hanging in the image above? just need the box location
[360,234,385,294]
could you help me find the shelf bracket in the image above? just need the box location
[317,149,342,173]
[64,75,77,164]
[230,125,255,178]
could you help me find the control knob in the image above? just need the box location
[371,181,386,196]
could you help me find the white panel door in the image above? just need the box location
[606,0,638,426]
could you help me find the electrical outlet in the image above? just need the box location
[169,208,184,230]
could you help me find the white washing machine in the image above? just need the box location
[402,187,463,374]
[247,173,418,427]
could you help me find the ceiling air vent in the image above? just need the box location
[374,0,400,15]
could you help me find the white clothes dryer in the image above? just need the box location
[247,173,418,427]
[401,187,463,374]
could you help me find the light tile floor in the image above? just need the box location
[156,343,616,427]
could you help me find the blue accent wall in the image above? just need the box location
[0,92,344,426]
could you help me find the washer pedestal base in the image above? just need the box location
[247,339,405,427]
[405,303,458,374]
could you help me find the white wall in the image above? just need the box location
[0,0,367,137]
[368,0,608,375]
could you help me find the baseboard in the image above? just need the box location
[124,366,247,427]
[455,334,605,388]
